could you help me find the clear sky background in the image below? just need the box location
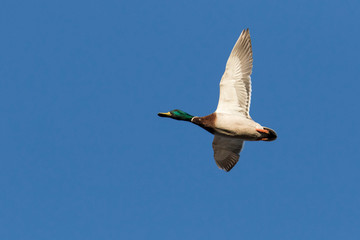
[1,0,360,239]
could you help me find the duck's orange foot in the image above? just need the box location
[256,128,270,134]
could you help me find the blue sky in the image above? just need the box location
[1,0,360,239]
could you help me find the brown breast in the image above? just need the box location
[191,113,217,134]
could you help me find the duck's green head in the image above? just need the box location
[158,109,194,121]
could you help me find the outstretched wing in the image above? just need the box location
[215,29,253,118]
[212,135,244,172]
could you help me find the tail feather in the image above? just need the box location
[263,127,277,141]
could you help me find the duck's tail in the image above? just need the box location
[263,127,277,141]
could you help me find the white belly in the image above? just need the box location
[214,114,263,140]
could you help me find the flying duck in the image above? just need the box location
[158,29,277,172]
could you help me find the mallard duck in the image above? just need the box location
[158,29,277,172]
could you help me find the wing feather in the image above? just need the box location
[212,135,244,172]
[215,29,253,118]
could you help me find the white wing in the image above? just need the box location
[215,29,253,118]
[212,135,244,172]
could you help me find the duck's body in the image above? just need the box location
[158,29,277,172]
[192,113,265,140]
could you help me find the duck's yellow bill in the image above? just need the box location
[158,112,171,117]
